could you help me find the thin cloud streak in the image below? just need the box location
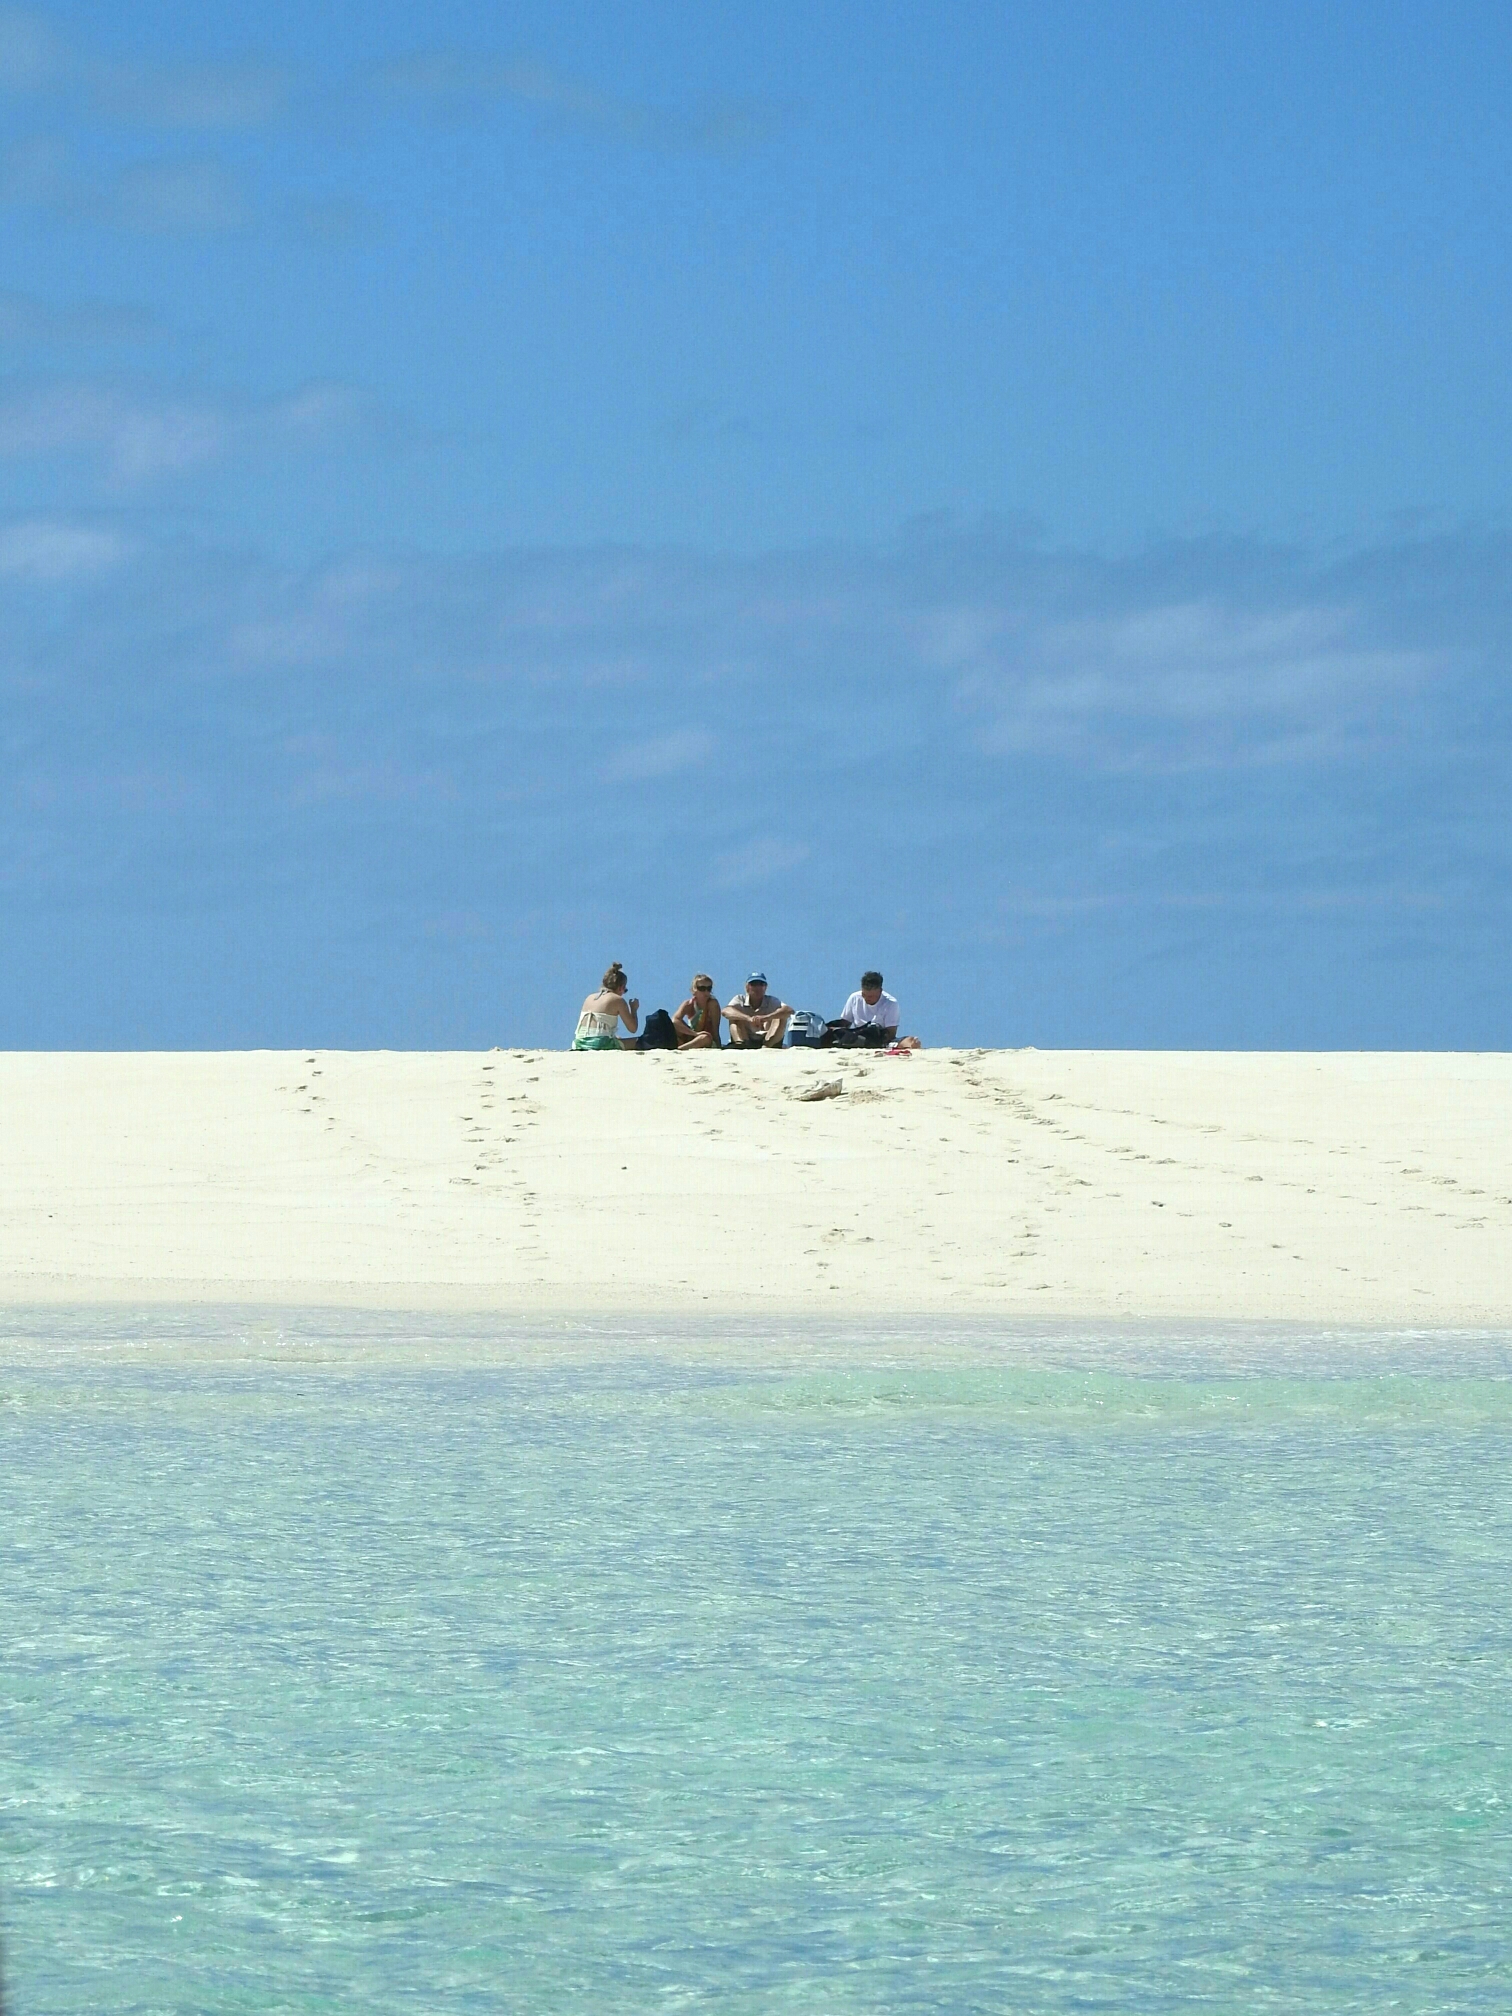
[0,8,291,127]
[0,138,252,232]
[0,5,64,92]
[714,839,810,888]
[0,7,771,155]
[0,378,368,484]
[0,288,161,345]
[603,729,717,782]
[93,58,293,130]
[0,517,130,579]
[371,50,780,154]
[945,600,1455,769]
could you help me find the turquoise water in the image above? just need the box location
[4,1322,1512,2012]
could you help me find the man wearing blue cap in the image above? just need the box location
[725,972,793,1049]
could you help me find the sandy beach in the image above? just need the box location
[0,1047,1507,1324]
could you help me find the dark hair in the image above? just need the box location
[861,970,884,989]
[602,961,627,992]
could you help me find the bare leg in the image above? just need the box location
[763,1008,793,1048]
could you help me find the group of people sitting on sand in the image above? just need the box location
[574,964,920,1052]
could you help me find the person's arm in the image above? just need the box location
[617,995,639,1033]
[672,997,695,1034]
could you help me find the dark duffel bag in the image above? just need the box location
[637,1007,679,1050]
[826,1021,890,1048]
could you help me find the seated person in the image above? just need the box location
[673,974,723,1048]
[835,970,900,1047]
[572,962,639,1050]
[725,972,793,1049]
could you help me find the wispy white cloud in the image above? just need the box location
[603,728,716,782]
[372,50,778,154]
[16,764,203,814]
[0,517,130,579]
[0,378,365,484]
[112,155,249,231]
[0,10,285,236]
[283,193,382,245]
[1,136,69,203]
[0,288,160,344]
[938,598,1453,770]
[0,8,290,127]
[0,383,226,479]
[714,839,810,887]
[93,58,292,131]
[0,5,64,92]
[0,138,251,232]
[422,908,494,940]
[230,557,409,666]
[285,759,457,809]
[2,7,770,156]
[0,144,383,245]
[0,7,776,266]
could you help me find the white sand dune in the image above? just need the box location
[2,1048,1510,1323]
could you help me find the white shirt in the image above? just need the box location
[841,988,899,1031]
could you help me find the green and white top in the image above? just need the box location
[573,1007,621,1049]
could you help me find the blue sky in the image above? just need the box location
[2,0,1509,1047]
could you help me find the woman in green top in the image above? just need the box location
[573,962,639,1050]
[673,974,722,1048]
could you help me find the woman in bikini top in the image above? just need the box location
[673,974,722,1048]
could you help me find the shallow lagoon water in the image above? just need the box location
[4,1315,1512,2012]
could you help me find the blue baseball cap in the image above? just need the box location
[747,971,768,986]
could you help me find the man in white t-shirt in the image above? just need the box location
[837,971,900,1046]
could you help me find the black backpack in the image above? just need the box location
[637,1007,679,1050]
[827,1020,889,1048]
